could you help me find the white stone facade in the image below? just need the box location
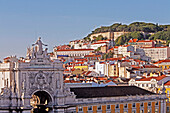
[54,49,94,57]
[118,45,134,57]
[143,47,170,61]
[0,38,76,113]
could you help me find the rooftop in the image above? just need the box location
[136,75,166,81]
[70,86,154,98]
[56,49,94,51]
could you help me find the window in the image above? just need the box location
[167,91,169,97]
[88,106,92,111]
[151,84,155,87]
[124,104,127,108]
[132,110,136,113]
[107,105,111,110]
[155,108,158,113]
[155,101,159,106]
[116,104,119,109]
[140,110,143,113]
[78,106,83,112]
[148,102,151,106]
[97,105,101,110]
[167,107,170,113]
[142,84,144,87]
[140,103,143,107]
[132,103,136,108]
[148,109,151,113]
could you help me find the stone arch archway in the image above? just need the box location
[30,90,53,107]
[30,90,53,113]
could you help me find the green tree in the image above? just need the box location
[96,35,104,41]
[95,47,101,52]
[115,31,144,46]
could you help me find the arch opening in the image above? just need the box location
[30,91,52,113]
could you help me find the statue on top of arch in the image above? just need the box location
[26,37,49,60]
[32,37,48,55]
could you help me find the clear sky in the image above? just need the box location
[0,0,170,61]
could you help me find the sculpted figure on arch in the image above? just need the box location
[32,37,48,54]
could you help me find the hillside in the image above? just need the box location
[84,22,170,45]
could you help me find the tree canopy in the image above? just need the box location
[90,22,166,34]
[115,31,145,46]
[83,22,170,46]
[149,30,170,45]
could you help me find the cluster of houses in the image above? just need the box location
[1,37,170,113]
[51,34,170,112]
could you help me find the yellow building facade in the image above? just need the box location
[70,86,167,113]
[74,65,88,71]
[154,60,170,71]
[76,101,161,113]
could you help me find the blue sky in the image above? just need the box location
[0,0,170,60]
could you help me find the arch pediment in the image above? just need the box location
[28,71,54,96]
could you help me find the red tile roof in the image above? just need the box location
[154,59,170,64]
[64,69,69,71]
[75,62,84,64]
[64,80,81,83]
[98,39,110,42]
[137,40,153,42]
[143,65,159,68]
[131,65,142,69]
[142,47,168,49]
[136,75,166,81]
[92,42,108,45]
[75,58,88,61]
[57,49,94,51]
[56,45,71,50]
[84,55,101,57]
[129,39,138,43]
[108,48,114,51]
[86,71,92,76]
[107,58,122,61]
[94,77,108,80]
[164,81,170,86]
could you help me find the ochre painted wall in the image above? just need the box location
[136,103,140,113]
[102,105,106,113]
[159,101,161,113]
[93,106,97,113]
[128,103,132,113]
[74,65,88,71]
[76,106,78,113]
[144,102,148,113]
[152,102,155,113]
[111,105,115,113]
[83,106,88,113]
[120,104,123,113]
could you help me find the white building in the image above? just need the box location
[136,48,151,62]
[54,49,94,57]
[129,75,167,93]
[90,42,108,50]
[95,62,105,76]
[118,45,134,57]
[143,47,170,61]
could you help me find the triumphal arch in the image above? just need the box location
[0,38,75,113]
